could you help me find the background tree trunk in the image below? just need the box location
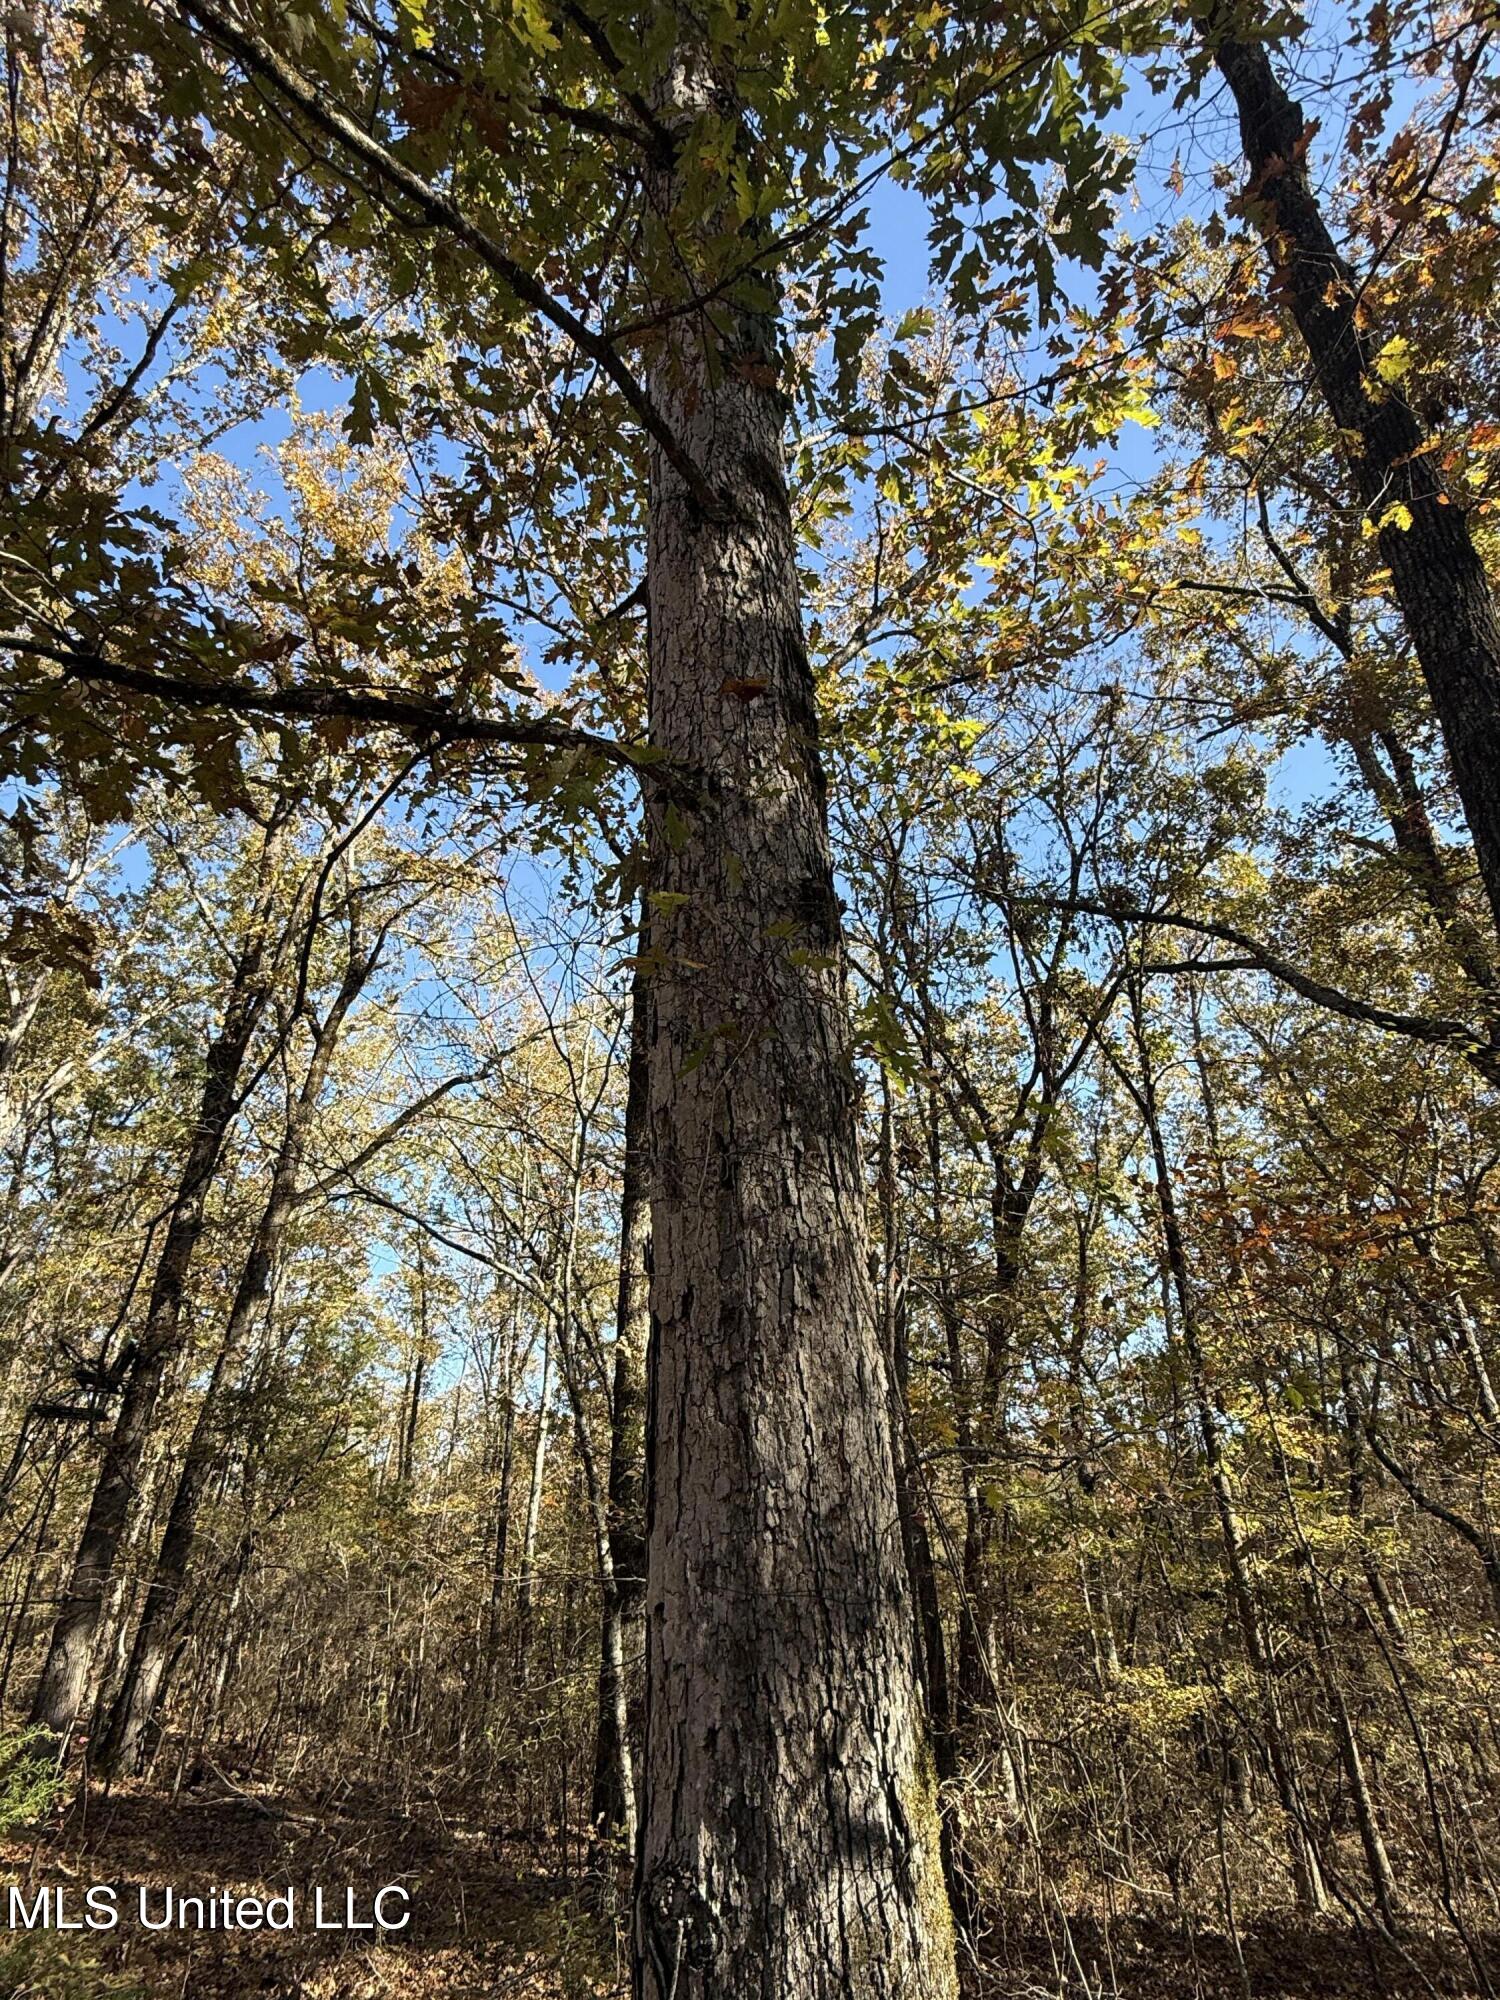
[95,918,381,1773]
[1205,4,1500,936]
[28,817,286,1741]
[592,945,650,1854]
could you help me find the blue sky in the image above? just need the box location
[86,4,1459,954]
[26,1,1470,1431]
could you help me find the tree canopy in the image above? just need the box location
[4,4,1500,1998]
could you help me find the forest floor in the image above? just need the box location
[1,1780,1494,1999]
[1,1776,624,2000]
[976,1904,1496,2000]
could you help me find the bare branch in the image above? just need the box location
[1022,891,1500,1082]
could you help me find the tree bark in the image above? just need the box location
[28,815,285,1740]
[633,43,957,2000]
[1204,5,1500,937]
[592,948,650,1853]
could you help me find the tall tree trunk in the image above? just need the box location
[1203,5,1500,936]
[1352,722,1496,995]
[93,1328,236,1777]
[532,1024,638,1861]
[1269,1420,1400,1930]
[28,816,285,1740]
[917,1068,991,1740]
[878,1081,952,1777]
[592,948,650,1853]
[954,1176,1040,1738]
[398,1250,429,1487]
[484,1350,517,1691]
[634,43,957,1999]
[877,1078,976,1947]
[483,1172,531,1701]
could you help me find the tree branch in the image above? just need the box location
[1021,891,1500,1080]
[169,0,726,519]
[3,629,673,785]
[296,1068,488,1203]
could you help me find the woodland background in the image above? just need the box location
[2,0,1500,1995]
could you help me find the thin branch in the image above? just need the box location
[1021,892,1500,1080]
[297,1069,488,1203]
[169,0,726,518]
[3,629,677,787]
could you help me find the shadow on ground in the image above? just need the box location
[4,1788,1496,1998]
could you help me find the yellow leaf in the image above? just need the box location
[1373,335,1412,386]
[1372,501,1414,534]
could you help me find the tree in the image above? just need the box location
[94,816,463,1773]
[10,1,1500,1991]
[1195,0,1500,937]
[6,0,1146,1987]
[29,800,293,1738]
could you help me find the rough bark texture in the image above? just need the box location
[632,47,957,2000]
[28,823,284,1740]
[1206,6,1500,937]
